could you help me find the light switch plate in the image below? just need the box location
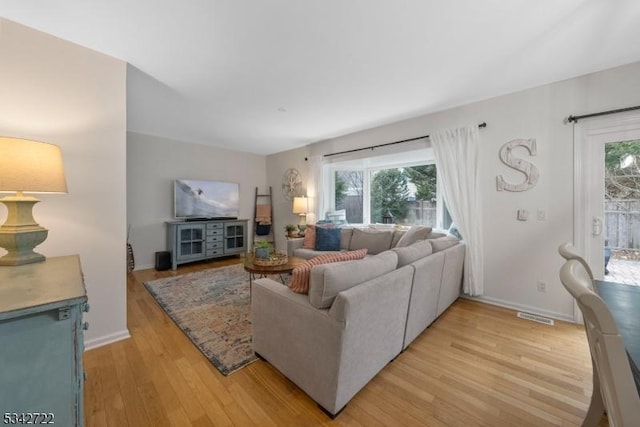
[517,209,529,221]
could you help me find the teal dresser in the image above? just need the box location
[0,255,88,426]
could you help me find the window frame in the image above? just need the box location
[324,154,448,228]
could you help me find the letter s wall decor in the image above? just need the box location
[496,138,540,192]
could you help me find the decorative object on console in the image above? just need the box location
[0,137,67,266]
[292,196,308,233]
[496,138,539,192]
[281,168,302,201]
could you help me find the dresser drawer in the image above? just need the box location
[206,241,223,250]
[206,235,222,245]
[206,223,223,230]
[206,249,223,257]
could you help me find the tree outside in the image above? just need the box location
[335,170,364,223]
[370,169,409,223]
[605,140,640,200]
[333,164,439,226]
[334,172,347,208]
[604,140,640,263]
[405,164,437,201]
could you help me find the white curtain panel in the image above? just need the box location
[307,155,324,224]
[431,125,484,296]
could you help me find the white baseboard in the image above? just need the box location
[462,295,576,324]
[134,263,154,271]
[84,329,131,351]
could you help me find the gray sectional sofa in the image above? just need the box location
[251,226,465,417]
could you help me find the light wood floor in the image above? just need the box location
[84,257,608,426]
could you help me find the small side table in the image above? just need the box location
[243,254,306,294]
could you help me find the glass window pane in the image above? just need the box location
[370,168,410,224]
[327,154,444,227]
[405,165,438,227]
[335,170,363,223]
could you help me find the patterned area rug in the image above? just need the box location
[144,263,257,375]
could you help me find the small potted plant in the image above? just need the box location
[254,240,272,259]
[285,224,297,238]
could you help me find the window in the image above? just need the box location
[325,149,451,228]
[334,170,364,223]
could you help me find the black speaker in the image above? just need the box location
[155,251,171,271]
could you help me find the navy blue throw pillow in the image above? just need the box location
[315,227,341,251]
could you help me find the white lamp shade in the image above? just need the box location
[0,137,67,193]
[292,196,308,214]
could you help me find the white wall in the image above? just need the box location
[127,132,267,269]
[0,19,128,347]
[266,146,311,252]
[269,61,640,321]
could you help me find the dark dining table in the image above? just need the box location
[593,280,640,393]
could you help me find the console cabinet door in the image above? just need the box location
[224,221,247,254]
[176,223,206,261]
[0,256,86,427]
[0,304,83,426]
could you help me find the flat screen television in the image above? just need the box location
[174,179,239,219]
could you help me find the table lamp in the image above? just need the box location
[0,137,67,266]
[292,196,308,233]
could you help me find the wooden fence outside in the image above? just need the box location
[340,196,439,227]
[605,199,640,249]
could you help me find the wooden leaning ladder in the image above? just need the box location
[254,187,274,244]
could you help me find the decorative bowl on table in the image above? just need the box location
[253,252,288,266]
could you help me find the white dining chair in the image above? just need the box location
[558,242,594,280]
[559,242,604,424]
[559,259,640,426]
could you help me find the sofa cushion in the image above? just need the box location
[349,229,394,254]
[315,226,342,251]
[302,225,316,249]
[391,229,405,248]
[429,235,459,252]
[368,223,395,230]
[304,224,338,249]
[340,228,354,250]
[392,240,433,267]
[289,249,368,294]
[395,225,432,247]
[448,223,463,240]
[426,230,447,239]
[294,248,344,260]
[308,250,398,309]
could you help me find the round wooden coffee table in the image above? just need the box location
[244,254,306,287]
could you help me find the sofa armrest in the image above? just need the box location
[327,265,414,412]
[251,278,344,412]
[286,237,304,257]
[252,266,413,415]
[436,242,465,317]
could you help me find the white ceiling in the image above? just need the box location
[2,1,640,155]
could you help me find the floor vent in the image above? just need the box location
[517,311,555,326]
